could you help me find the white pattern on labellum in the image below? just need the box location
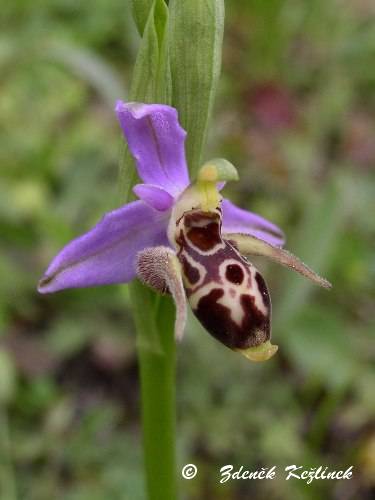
[188,282,220,310]
[217,259,268,316]
[180,250,206,288]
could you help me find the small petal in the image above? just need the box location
[116,101,190,196]
[226,232,332,289]
[221,199,285,247]
[38,201,169,293]
[137,246,187,341]
[133,184,174,211]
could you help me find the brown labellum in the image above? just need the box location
[175,208,272,351]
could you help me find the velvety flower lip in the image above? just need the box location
[38,101,286,294]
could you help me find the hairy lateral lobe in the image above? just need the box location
[137,246,187,341]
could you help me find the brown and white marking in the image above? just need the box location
[173,208,272,350]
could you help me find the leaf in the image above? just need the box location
[169,0,225,176]
[130,0,171,104]
[131,0,155,36]
[119,0,171,203]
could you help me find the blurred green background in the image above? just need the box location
[1,1,374,499]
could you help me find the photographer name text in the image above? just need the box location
[220,465,353,485]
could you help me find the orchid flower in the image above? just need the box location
[38,102,331,362]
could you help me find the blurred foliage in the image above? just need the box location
[0,0,374,499]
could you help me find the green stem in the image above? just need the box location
[130,281,177,500]
[123,4,224,497]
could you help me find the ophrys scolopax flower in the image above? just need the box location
[38,102,331,362]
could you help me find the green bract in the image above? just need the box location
[170,0,224,176]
